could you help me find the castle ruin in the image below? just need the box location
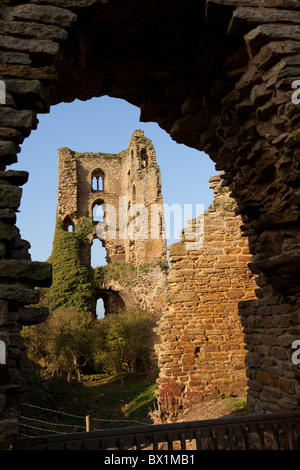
[56,129,168,317]
[0,0,300,448]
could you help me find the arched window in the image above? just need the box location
[91,169,104,191]
[96,297,105,320]
[92,201,105,222]
[63,216,75,232]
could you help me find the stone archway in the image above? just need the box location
[1,0,300,447]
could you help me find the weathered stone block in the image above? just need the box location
[10,239,31,261]
[12,4,77,28]
[0,141,18,164]
[0,21,68,43]
[278,377,297,395]
[168,291,199,303]
[0,171,28,187]
[16,307,49,326]
[0,108,35,132]
[0,35,59,57]
[0,284,40,305]
[0,260,52,287]
[0,209,16,223]
[0,301,8,327]
[3,52,32,66]
[245,24,300,57]
[0,222,19,241]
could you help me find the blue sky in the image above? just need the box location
[11,96,218,264]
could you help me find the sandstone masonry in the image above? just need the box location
[156,175,257,417]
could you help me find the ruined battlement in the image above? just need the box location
[57,130,166,267]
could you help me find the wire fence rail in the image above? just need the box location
[16,402,149,438]
[13,410,300,451]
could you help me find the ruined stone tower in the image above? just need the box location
[55,130,168,317]
[57,129,166,267]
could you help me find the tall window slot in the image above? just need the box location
[92,201,105,223]
[141,149,148,168]
[91,238,107,268]
[92,169,104,191]
[96,297,105,320]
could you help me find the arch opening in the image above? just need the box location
[93,289,127,319]
[92,169,104,192]
[96,297,105,320]
[63,216,75,233]
[91,237,107,268]
[92,200,105,223]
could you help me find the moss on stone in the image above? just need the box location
[45,217,95,312]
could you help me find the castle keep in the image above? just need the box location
[57,129,166,267]
[0,0,300,448]
[56,129,167,317]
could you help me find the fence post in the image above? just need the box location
[86,415,90,432]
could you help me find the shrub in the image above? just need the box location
[22,306,157,384]
[92,306,157,384]
[22,309,97,381]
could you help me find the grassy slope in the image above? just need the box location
[17,371,158,437]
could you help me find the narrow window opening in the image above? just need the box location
[63,216,75,232]
[96,297,105,320]
[91,169,104,191]
[132,184,136,203]
[93,202,104,222]
[141,149,148,168]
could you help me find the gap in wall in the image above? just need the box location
[12,96,218,264]
[91,238,107,268]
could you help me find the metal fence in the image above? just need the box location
[13,410,300,450]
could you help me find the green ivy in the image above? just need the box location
[45,218,95,312]
[94,263,137,287]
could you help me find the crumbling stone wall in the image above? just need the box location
[156,175,257,415]
[0,0,300,448]
[0,170,51,447]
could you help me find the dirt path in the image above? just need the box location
[172,394,249,424]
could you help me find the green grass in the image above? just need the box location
[218,393,248,412]
[17,370,158,437]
